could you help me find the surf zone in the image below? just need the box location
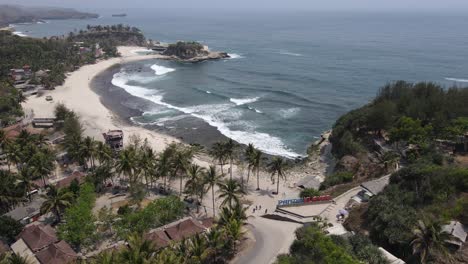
[277,195,332,207]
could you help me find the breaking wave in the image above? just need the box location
[13,31,28,37]
[278,50,303,57]
[150,64,175,76]
[228,53,243,59]
[445,77,468,83]
[112,71,301,158]
[230,97,259,106]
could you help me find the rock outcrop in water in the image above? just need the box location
[162,41,229,62]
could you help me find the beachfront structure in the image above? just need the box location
[9,65,32,84]
[55,171,87,189]
[145,217,213,249]
[103,130,124,151]
[11,224,77,264]
[442,221,467,250]
[4,197,46,225]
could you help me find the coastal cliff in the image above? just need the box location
[162,41,229,62]
[0,5,98,27]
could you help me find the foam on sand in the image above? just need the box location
[150,64,175,76]
[445,77,468,83]
[230,97,259,106]
[112,71,301,158]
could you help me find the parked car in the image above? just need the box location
[45,95,53,101]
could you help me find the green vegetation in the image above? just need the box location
[58,183,96,249]
[115,196,185,237]
[163,41,207,59]
[330,81,468,159]
[276,224,360,264]
[0,215,23,244]
[0,81,24,125]
[319,171,354,190]
[299,188,320,198]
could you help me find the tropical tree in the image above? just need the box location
[205,165,223,217]
[217,203,247,227]
[184,164,206,213]
[16,167,35,201]
[267,157,288,195]
[217,179,245,209]
[251,149,262,190]
[116,147,139,185]
[0,253,33,264]
[81,136,97,169]
[171,145,193,196]
[118,233,156,264]
[157,146,174,191]
[139,146,156,190]
[245,143,255,184]
[411,219,457,263]
[209,142,227,175]
[188,233,208,263]
[204,228,225,264]
[89,251,116,264]
[224,218,244,251]
[152,248,182,264]
[29,150,55,187]
[95,141,113,166]
[40,186,74,223]
[224,139,236,180]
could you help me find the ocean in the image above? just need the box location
[11,9,468,158]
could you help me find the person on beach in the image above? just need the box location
[265,209,268,214]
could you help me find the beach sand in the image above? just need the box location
[24,46,179,153]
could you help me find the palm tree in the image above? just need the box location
[116,147,138,185]
[30,150,55,187]
[119,233,156,264]
[1,253,33,264]
[217,179,245,209]
[184,164,206,213]
[95,141,113,166]
[82,136,97,169]
[172,146,193,196]
[16,167,35,201]
[224,139,236,180]
[152,248,182,264]
[4,142,21,172]
[40,186,74,223]
[224,218,244,250]
[209,142,227,175]
[205,166,223,217]
[157,147,174,191]
[268,157,288,195]
[251,149,262,191]
[139,147,156,190]
[188,233,208,263]
[204,228,225,264]
[245,143,255,184]
[217,203,247,227]
[411,219,458,263]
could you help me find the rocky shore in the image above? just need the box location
[158,51,230,63]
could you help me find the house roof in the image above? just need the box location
[200,218,214,229]
[145,230,171,249]
[55,171,86,188]
[35,240,77,264]
[164,218,207,241]
[361,175,390,196]
[443,221,467,246]
[10,239,40,264]
[32,178,50,189]
[4,197,46,221]
[17,224,58,252]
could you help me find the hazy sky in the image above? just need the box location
[3,0,468,11]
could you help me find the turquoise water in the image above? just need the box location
[13,10,468,157]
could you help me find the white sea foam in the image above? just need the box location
[279,51,303,57]
[150,64,175,76]
[279,107,301,118]
[228,53,243,59]
[131,49,154,55]
[248,106,263,114]
[112,71,301,158]
[13,31,28,37]
[445,77,468,83]
[230,97,259,106]
[206,91,212,94]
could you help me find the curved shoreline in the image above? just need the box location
[23,46,185,153]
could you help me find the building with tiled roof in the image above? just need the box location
[144,229,172,249]
[35,241,77,264]
[55,171,86,189]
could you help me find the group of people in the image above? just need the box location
[252,205,268,214]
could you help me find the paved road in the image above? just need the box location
[233,217,301,264]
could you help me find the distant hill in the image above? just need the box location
[0,5,98,27]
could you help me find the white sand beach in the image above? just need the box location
[24,46,179,153]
